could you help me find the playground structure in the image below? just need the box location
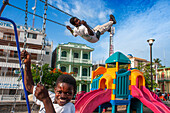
[75,52,170,113]
[1,1,170,113]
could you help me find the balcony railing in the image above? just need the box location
[59,57,92,64]
[0,76,23,89]
[158,77,170,81]
[74,58,81,63]
[0,70,20,77]
[0,62,20,68]
[60,57,69,61]
[1,34,16,41]
[74,76,91,81]
[0,95,22,101]
[0,45,45,54]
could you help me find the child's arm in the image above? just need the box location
[35,83,56,113]
[21,50,34,94]
[81,20,94,36]
[66,25,77,37]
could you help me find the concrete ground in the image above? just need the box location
[2,101,170,113]
[93,105,153,113]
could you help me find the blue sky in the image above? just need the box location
[1,0,170,67]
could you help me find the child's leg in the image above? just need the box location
[93,21,113,35]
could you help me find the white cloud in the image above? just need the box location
[114,0,170,66]
[50,0,114,27]
[48,0,170,66]
[52,12,58,17]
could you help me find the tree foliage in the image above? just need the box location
[136,58,164,90]
[31,64,63,89]
[30,64,78,90]
[136,62,157,90]
[153,58,165,68]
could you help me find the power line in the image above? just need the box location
[7,1,93,30]
[39,0,94,30]
[7,2,67,27]
[39,0,74,17]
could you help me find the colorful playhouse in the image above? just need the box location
[75,52,170,113]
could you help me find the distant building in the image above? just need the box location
[92,60,105,71]
[52,42,94,92]
[157,67,170,93]
[92,54,149,71]
[127,54,148,68]
[0,21,53,100]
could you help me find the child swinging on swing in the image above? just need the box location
[66,14,116,43]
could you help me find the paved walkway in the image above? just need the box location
[93,105,153,113]
[14,106,153,113]
[4,101,170,113]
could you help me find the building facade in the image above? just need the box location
[127,54,148,68]
[52,42,94,93]
[92,54,149,71]
[157,67,170,93]
[0,21,53,100]
[92,60,105,71]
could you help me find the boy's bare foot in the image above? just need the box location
[110,14,116,24]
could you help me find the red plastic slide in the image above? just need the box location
[150,91,170,110]
[132,85,170,113]
[75,89,111,113]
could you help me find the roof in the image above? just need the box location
[57,42,94,51]
[158,67,170,70]
[105,52,131,64]
[130,57,148,62]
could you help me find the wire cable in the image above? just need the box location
[39,0,94,30]
[7,2,67,27]
[39,0,74,17]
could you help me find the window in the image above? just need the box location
[28,33,37,39]
[9,89,16,95]
[31,53,37,60]
[61,51,67,57]
[83,53,88,59]
[73,67,78,74]
[46,51,49,55]
[61,66,66,72]
[82,68,87,76]
[3,33,14,41]
[14,51,18,58]
[74,53,79,58]
[0,49,3,56]
[82,84,87,92]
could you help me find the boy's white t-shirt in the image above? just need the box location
[33,86,75,113]
[73,25,98,43]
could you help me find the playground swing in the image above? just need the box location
[1,1,114,112]
[30,0,48,111]
[3,0,103,40]
[0,16,31,113]
[11,0,29,112]
[0,0,48,112]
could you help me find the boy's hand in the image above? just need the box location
[21,50,31,66]
[66,25,72,31]
[81,20,87,26]
[35,83,49,102]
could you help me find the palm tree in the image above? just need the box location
[153,58,164,68]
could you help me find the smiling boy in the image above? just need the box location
[21,50,76,113]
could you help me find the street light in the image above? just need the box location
[147,38,155,91]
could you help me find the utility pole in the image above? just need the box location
[109,27,115,57]
[32,0,37,28]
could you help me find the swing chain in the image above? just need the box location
[11,78,21,113]
[39,0,48,83]
[11,1,28,113]
[23,0,28,50]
